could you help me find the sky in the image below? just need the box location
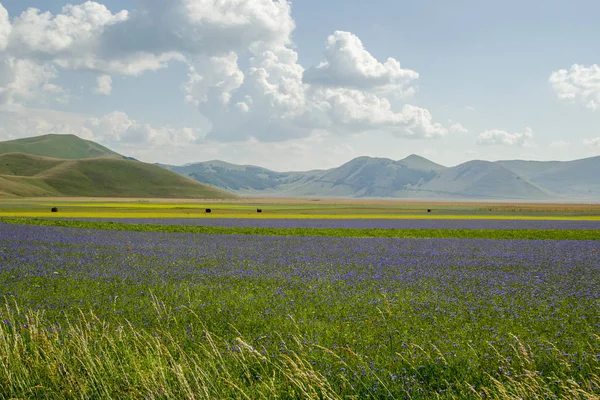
[0,0,598,171]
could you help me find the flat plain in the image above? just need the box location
[0,198,599,399]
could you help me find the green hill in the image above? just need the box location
[0,153,236,199]
[0,134,122,160]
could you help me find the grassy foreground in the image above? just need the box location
[1,220,599,398]
[2,217,599,240]
[1,300,598,400]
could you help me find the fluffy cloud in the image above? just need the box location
[94,75,112,95]
[103,0,295,55]
[8,3,130,66]
[308,89,446,138]
[477,127,533,147]
[550,64,600,110]
[0,4,10,51]
[0,56,58,105]
[449,122,468,134]
[185,45,308,142]
[84,111,199,145]
[185,31,446,141]
[583,137,600,147]
[303,31,418,94]
[0,1,448,144]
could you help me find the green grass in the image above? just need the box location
[2,217,599,240]
[0,154,236,199]
[1,300,597,400]
[0,133,121,160]
[1,220,599,398]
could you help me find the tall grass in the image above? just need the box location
[0,300,597,399]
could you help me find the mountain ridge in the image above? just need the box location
[1,133,597,200]
[164,155,600,201]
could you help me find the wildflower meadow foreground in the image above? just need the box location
[0,219,599,399]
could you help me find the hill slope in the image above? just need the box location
[0,153,236,199]
[167,160,318,193]
[498,156,600,198]
[0,134,122,160]
[283,156,444,197]
[410,161,550,199]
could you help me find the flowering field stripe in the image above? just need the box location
[59,217,600,229]
[2,217,599,240]
[1,211,599,220]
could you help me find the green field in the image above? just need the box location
[1,201,599,399]
[2,218,599,240]
[1,198,599,219]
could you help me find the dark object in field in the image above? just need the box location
[51,207,58,213]
[257,208,262,213]
[427,209,432,213]
[205,209,212,213]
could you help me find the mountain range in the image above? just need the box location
[0,133,597,201]
[164,154,600,201]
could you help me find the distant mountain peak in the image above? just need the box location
[398,154,446,171]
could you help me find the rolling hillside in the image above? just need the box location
[0,134,122,160]
[0,153,236,199]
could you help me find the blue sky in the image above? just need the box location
[0,0,598,170]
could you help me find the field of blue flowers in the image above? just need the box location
[0,219,599,399]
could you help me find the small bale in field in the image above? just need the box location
[51,207,58,213]
[205,208,212,213]
[257,208,262,213]
[427,209,431,213]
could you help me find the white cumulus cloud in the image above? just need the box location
[84,111,199,146]
[0,56,58,105]
[550,64,600,110]
[8,2,128,60]
[449,122,468,134]
[184,30,446,141]
[303,31,418,94]
[94,75,112,95]
[477,127,534,147]
[0,1,449,145]
[0,3,10,51]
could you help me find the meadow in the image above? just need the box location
[0,199,599,399]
